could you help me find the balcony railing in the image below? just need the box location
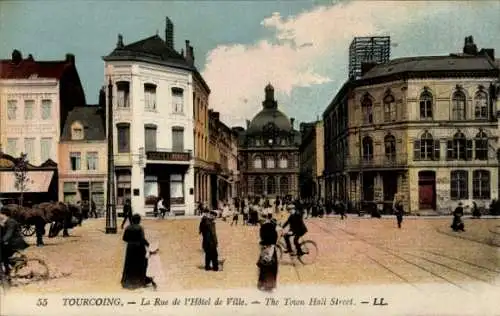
[345,153,408,170]
[145,148,192,162]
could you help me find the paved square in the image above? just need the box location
[6,215,500,294]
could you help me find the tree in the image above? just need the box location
[14,152,30,206]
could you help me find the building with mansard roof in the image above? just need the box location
[323,36,500,214]
[237,84,301,199]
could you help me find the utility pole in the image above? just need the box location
[105,78,117,234]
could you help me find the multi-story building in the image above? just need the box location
[0,50,86,203]
[324,36,500,214]
[103,17,205,216]
[207,110,237,208]
[58,104,107,211]
[349,36,391,80]
[193,62,212,209]
[238,84,301,199]
[299,120,324,200]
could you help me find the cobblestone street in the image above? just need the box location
[7,215,500,294]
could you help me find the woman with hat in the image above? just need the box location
[451,202,465,232]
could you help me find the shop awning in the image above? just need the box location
[0,171,54,193]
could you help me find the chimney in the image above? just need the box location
[185,40,194,65]
[27,54,34,61]
[116,34,124,49]
[165,17,174,49]
[65,53,75,64]
[11,49,22,64]
[189,45,195,63]
[290,118,295,129]
[361,62,377,76]
[463,35,478,55]
[246,120,251,129]
[99,86,106,108]
[479,48,495,60]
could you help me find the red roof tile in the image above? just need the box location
[0,59,71,79]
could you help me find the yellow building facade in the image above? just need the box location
[324,48,499,214]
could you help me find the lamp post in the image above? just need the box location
[105,78,117,234]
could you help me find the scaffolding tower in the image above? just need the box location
[349,36,391,80]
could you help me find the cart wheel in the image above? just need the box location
[22,224,36,237]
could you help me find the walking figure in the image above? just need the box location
[451,202,465,232]
[121,199,133,229]
[199,210,219,271]
[393,195,404,229]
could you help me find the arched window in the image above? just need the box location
[419,90,433,119]
[362,136,373,161]
[474,90,488,119]
[384,134,396,159]
[267,177,276,195]
[266,157,275,169]
[279,155,288,168]
[474,131,488,161]
[447,132,471,160]
[71,121,84,140]
[383,94,396,122]
[452,91,466,120]
[254,156,262,169]
[450,170,468,200]
[254,177,263,195]
[279,176,288,195]
[472,170,490,199]
[361,96,373,124]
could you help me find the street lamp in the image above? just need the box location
[105,78,117,234]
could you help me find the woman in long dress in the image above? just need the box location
[257,213,278,292]
[121,214,157,289]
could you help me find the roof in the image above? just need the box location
[61,106,106,141]
[247,108,292,135]
[104,35,210,93]
[0,59,71,79]
[361,54,498,80]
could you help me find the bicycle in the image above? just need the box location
[4,251,49,282]
[275,228,318,265]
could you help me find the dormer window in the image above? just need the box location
[71,122,84,140]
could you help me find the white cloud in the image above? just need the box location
[201,1,462,127]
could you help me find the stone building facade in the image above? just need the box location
[299,120,324,200]
[102,18,205,216]
[324,37,500,214]
[238,84,301,199]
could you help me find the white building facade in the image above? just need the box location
[104,30,197,216]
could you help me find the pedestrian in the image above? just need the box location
[257,213,278,292]
[89,199,98,218]
[393,195,404,229]
[200,210,219,271]
[451,202,465,232]
[231,208,239,226]
[121,214,157,290]
[471,201,481,219]
[120,199,133,229]
[156,197,168,219]
[0,209,29,285]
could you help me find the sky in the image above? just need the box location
[1,1,500,128]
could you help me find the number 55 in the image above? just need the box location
[37,298,48,307]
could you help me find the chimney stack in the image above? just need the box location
[290,118,295,129]
[116,34,124,49]
[65,53,75,64]
[11,49,22,64]
[463,35,478,55]
[27,54,34,61]
[246,120,251,129]
[165,17,174,49]
[185,40,194,65]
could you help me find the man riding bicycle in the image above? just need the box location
[0,209,29,282]
[282,204,308,256]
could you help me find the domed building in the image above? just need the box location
[237,84,301,199]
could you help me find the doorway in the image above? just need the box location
[418,171,436,210]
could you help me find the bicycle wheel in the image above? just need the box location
[21,224,36,237]
[12,258,49,281]
[298,240,318,265]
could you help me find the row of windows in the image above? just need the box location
[116,82,184,113]
[69,152,99,171]
[253,176,288,195]
[359,131,491,161]
[253,156,289,169]
[116,124,185,153]
[248,136,291,147]
[360,87,490,124]
[450,170,490,200]
[6,99,53,121]
[5,137,53,163]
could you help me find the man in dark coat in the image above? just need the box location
[451,202,465,232]
[282,205,308,256]
[121,199,133,229]
[0,211,29,280]
[258,213,278,291]
[200,211,219,271]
